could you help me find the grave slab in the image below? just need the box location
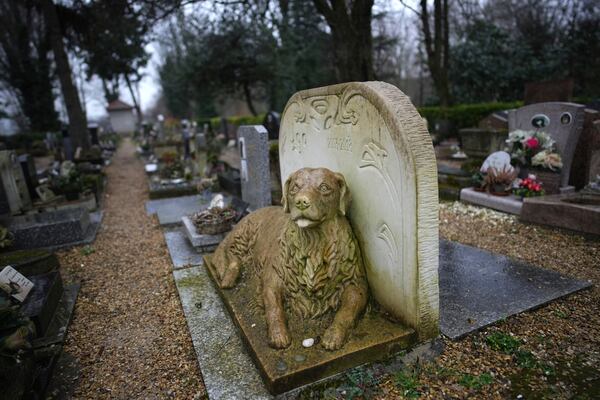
[181,216,225,252]
[148,179,200,200]
[5,208,102,251]
[7,208,90,249]
[460,187,523,215]
[145,194,210,226]
[204,255,416,395]
[33,283,80,348]
[20,271,64,336]
[173,265,271,399]
[439,240,592,339]
[163,228,203,270]
[520,193,600,235]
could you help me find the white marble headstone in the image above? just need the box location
[480,151,514,174]
[279,82,439,340]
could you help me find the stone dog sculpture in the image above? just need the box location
[211,167,368,350]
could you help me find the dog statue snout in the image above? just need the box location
[295,196,311,210]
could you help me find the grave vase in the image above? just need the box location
[532,168,561,195]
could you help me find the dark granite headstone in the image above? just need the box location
[524,78,574,105]
[570,110,600,189]
[217,170,241,197]
[478,111,509,131]
[262,111,280,140]
[0,175,10,216]
[88,125,99,145]
[18,154,38,200]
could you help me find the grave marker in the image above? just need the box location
[508,102,585,189]
[279,81,439,340]
[238,125,272,211]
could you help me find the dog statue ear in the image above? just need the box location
[281,175,292,213]
[334,173,351,216]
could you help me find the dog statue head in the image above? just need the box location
[282,167,351,228]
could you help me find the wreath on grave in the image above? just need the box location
[190,206,238,235]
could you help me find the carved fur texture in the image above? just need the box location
[211,167,368,350]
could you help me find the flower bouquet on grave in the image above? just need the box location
[513,174,545,198]
[190,206,238,235]
[482,166,517,196]
[505,130,556,174]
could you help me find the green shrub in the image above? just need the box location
[418,101,523,132]
[458,372,493,389]
[485,331,522,354]
[205,114,266,133]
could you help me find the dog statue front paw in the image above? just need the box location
[322,324,347,350]
[218,261,240,289]
[268,323,291,349]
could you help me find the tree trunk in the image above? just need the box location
[243,82,257,116]
[313,0,375,82]
[40,0,89,150]
[124,74,142,126]
[419,0,451,106]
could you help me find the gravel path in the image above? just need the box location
[53,139,205,399]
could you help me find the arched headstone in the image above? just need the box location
[279,82,439,339]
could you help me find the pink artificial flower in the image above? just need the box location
[524,137,539,149]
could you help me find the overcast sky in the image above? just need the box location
[84,42,162,120]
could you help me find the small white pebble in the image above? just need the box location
[302,338,315,348]
[251,323,256,327]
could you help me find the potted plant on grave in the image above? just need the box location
[513,175,545,198]
[482,166,517,196]
[50,167,84,201]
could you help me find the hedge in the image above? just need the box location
[201,101,525,135]
[417,101,523,131]
[202,114,266,132]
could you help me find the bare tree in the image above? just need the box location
[312,0,375,81]
[40,0,90,149]
[400,0,451,105]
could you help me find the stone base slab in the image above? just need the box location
[163,229,204,270]
[460,187,523,215]
[182,216,225,252]
[204,255,416,395]
[520,193,600,235]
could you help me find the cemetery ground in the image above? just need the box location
[46,139,597,399]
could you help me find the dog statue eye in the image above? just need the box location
[319,183,331,193]
[290,182,301,194]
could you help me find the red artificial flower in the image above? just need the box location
[524,137,539,149]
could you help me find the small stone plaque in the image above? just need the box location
[0,265,34,302]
